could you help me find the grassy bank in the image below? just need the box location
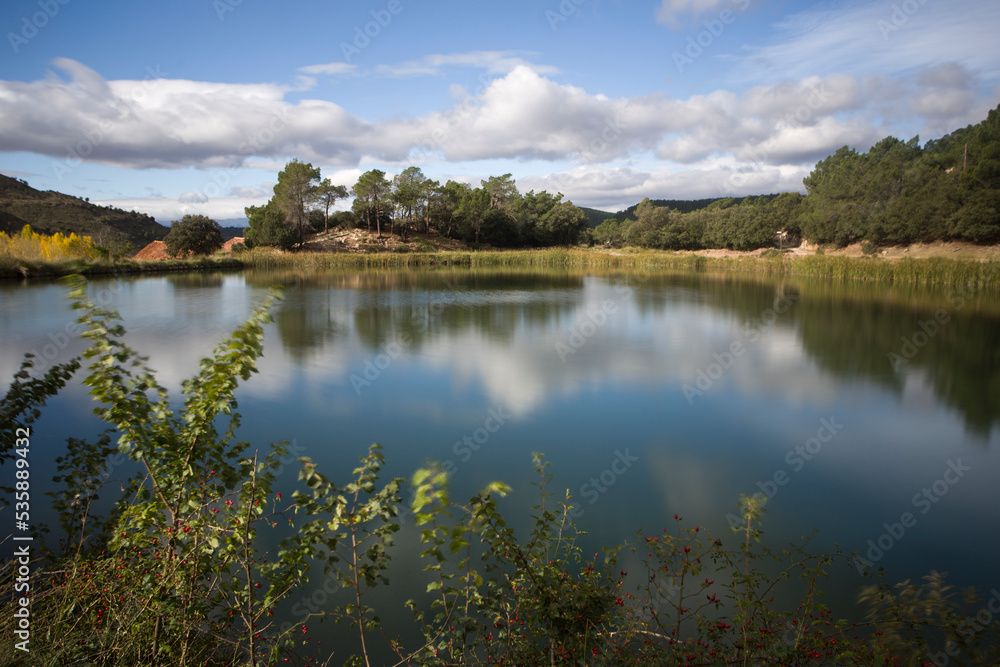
[238,247,1000,286]
[0,255,244,279]
[4,247,999,286]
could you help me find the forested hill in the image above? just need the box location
[0,174,168,252]
[594,104,1000,250]
[613,196,779,221]
[797,104,1000,246]
[577,206,615,227]
[578,197,783,228]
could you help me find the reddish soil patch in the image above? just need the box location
[134,240,172,260]
[134,237,246,260]
[222,237,245,251]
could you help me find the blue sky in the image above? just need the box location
[1,0,998,223]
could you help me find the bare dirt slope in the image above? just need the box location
[137,228,1000,262]
[134,240,172,260]
[689,241,1000,262]
[299,228,468,253]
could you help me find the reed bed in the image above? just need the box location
[3,244,998,287]
[0,255,244,280]
[238,247,1000,286]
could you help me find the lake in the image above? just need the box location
[2,266,999,658]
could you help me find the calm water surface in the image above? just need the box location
[2,267,999,655]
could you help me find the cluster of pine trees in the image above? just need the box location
[246,163,590,250]
[596,105,1000,250]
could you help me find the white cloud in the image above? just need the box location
[299,62,359,76]
[94,196,266,224]
[910,63,980,134]
[520,163,808,212]
[318,168,363,189]
[229,186,265,198]
[1,54,996,212]
[373,51,559,78]
[734,0,1000,85]
[0,59,367,170]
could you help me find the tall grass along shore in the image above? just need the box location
[237,247,1000,286]
[3,246,999,286]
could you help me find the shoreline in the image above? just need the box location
[3,244,1000,286]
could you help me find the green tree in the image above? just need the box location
[456,187,491,245]
[163,214,224,257]
[949,189,1000,243]
[352,169,392,238]
[702,200,782,251]
[482,173,519,211]
[515,190,563,245]
[391,167,430,240]
[428,180,470,238]
[273,159,321,247]
[479,208,519,247]
[593,217,625,246]
[314,178,349,233]
[245,201,296,251]
[535,202,589,246]
[623,199,671,248]
[329,210,358,230]
[800,146,869,245]
[661,210,707,250]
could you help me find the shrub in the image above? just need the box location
[246,202,297,251]
[2,280,999,666]
[164,214,224,256]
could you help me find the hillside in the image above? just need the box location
[220,226,249,241]
[577,206,615,227]
[611,195,781,221]
[0,175,168,253]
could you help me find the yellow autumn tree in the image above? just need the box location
[0,225,97,261]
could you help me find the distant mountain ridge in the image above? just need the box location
[0,174,169,252]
